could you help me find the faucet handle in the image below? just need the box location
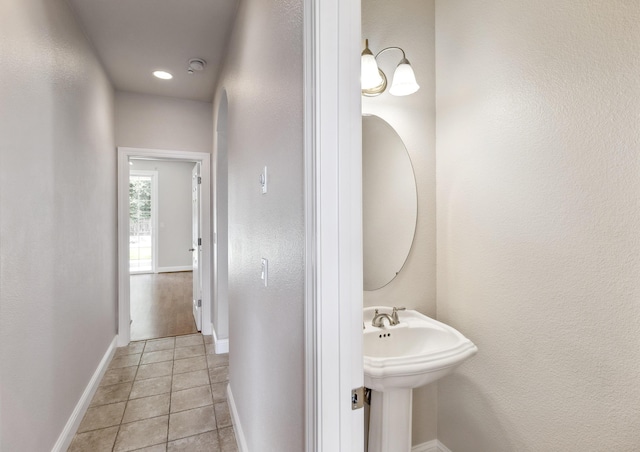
[391,306,406,324]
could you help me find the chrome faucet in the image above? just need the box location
[372,307,405,328]
[372,309,393,328]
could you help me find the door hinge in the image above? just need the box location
[197,299,202,308]
[198,238,202,246]
[352,386,368,410]
[197,176,202,184]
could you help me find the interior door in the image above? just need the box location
[191,163,202,331]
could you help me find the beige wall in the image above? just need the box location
[0,0,116,450]
[115,91,212,153]
[212,0,305,450]
[362,0,437,445]
[436,1,640,450]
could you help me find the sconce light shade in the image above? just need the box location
[361,40,384,90]
[389,58,420,96]
[361,40,419,97]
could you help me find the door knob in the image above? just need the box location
[188,248,195,252]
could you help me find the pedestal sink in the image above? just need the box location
[363,307,477,452]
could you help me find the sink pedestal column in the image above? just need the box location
[368,388,413,452]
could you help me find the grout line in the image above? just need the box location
[111,338,146,452]
[71,335,229,452]
[119,412,170,426]
[166,350,174,446]
[128,440,167,452]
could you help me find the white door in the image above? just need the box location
[191,163,202,331]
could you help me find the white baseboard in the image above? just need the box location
[52,336,118,452]
[412,440,452,452]
[227,384,248,452]
[212,324,229,354]
[156,266,192,273]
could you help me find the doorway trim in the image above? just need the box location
[304,0,364,450]
[117,147,212,346]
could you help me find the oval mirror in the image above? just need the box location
[362,115,417,290]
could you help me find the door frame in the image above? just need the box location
[304,0,364,450]
[128,169,158,274]
[191,162,203,331]
[117,147,212,346]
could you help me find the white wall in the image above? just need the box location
[131,160,194,270]
[362,0,437,445]
[115,91,212,153]
[212,0,305,449]
[0,0,116,450]
[436,1,640,450]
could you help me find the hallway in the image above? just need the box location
[68,334,234,452]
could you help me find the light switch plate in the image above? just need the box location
[261,258,268,287]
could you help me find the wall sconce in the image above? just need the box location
[361,39,420,97]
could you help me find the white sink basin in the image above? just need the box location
[363,307,477,391]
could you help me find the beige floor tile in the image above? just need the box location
[91,382,133,406]
[141,349,175,365]
[175,334,203,348]
[144,337,176,353]
[114,342,146,357]
[218,427,238,452]
[174,345,205,360]
[68,426,119,452]
[114,415,169,452]
[69,334,233,452]
[110,353,142,369]
[167,430,219,452]
[122,393,170,423]
[133,444,167,452]
[206,353,228,369]
[173,356,207,375]
[208,366,228,384]
[213,402,232,429]
[210,383,228,402]
[168,405,216,441]
[78,401,126,432]
[130,375,172,399]
[137,361,174,380]
[172,369,209,392]
[101,366,138,386]
[171,385,213,413]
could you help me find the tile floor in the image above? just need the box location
[68,334,236,452]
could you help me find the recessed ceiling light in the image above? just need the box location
[153,70,173,80]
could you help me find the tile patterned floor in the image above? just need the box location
[68,334,236,452]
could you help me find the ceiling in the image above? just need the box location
[68,0,238,102]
